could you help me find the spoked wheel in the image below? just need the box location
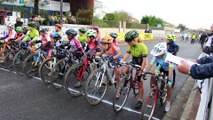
[84,68,108,106]
[13,50,29,75]
[3,50,15,70]
[64,64,90,96]
[50,59,69,90]
[141,89,158,120]
[39,58,57,85]
[112,74,130,112]
[23,54,39,78]
[133,81,139,97]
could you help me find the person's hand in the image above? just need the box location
[178,60,191,74]
[109,56,114,62]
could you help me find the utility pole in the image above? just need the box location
[60,0,63,23]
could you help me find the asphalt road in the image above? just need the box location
[0,41,202,120]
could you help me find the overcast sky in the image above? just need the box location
[99,0,213,29]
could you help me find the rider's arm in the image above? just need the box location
[96,50,104,56]
[32,35,39,42]
[122,52,130,61]
[113,51,122,60]
[141,43,148,70]
[190,62,213,79]
[146,57,156,72]
[141,57,148,71]
[15,34,25,42]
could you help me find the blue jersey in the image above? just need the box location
[167,42,179,55]
[150,52,175,71]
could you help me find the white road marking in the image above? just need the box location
[0,68,160,120]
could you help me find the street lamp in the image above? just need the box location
[60,0,63,23]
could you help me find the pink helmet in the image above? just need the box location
[92,25,99,31]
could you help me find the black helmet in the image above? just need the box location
[124,30,139,42]
[28,22,37,28]
[110,32,118,39]
[78,27,87,34]
[39,28,48,33]
[66,29,77,37]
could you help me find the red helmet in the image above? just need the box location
[55,24,62,29]
[92,25,99,31]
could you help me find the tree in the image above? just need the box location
[177,24,187,31]
[34,0,39,15]
[141,15,164,27]
[103,13,115,21]
[103,11,132,22]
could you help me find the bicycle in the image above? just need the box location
[141,72,168,120]
[23,45,46,78]
[13,42,31,75]
[83,55,117,106]
[39,45,74,90]
[0,40,19,69]
[64,51,95,96]
[112,61,141,112]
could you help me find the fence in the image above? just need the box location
[195,53,213,120]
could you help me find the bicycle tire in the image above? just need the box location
[13,50,29,75]
[141,89,158,120]
[39,58,56,85]
[64,63,90,96]
[83,68,108,106]
[112,74,130,112]
[50,59,68,90]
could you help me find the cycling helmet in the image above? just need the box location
[124,30,139,42]
[7,23,14,28]
[165,34,176,41]
[101,35,113,44]
[55,24,62,29]
[150,42,167,56]
[78,27,87,34]
[52,33,61,39]
[66,29,77,37]
[16,27,22,32]
[39,28,48,33]
[28,22,37,28]
[85,29,97,38]
[110,32,118,39]
[92,25,99,31]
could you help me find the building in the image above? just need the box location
[94,0,106,19]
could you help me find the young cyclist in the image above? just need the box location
[51,24,63,36]
[78,27,87,48]
[96,35,123,89]
[122,30,148,109]
[92,25,101,52]
[85,29,97,54]
[0,24,17,62]
[22,22,39,44]
[165,34,179,56]
[39,28,52,59]
[109,32,118,46]
[14,27,25,42]
[146,42,176,112]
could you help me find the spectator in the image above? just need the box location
[199,32,208,49]
[203,24,213,54]
[14,17,23,30]
[178,56,213,79]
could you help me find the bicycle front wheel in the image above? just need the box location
[64,64,90,96]
[83,68,108,106]
[13,50,29,75]
[23,54,38,78]
[141,89,158,120]
[112,74,130,112]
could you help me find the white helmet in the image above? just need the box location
[150,42,167,56]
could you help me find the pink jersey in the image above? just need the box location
[69,38,83,52]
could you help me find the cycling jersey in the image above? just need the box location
[150,52,175,71]
[127,43,148,57]
[113,40,118,46]
[102,43,122,65]
[167,42,179,55]
[85,39,96,54]
[0,29,16,41]
[78,34,87,43]
[23,28,39,42]
[39,34,51,49]
[69,38,84,53]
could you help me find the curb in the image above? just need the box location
[162,77,196,120]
